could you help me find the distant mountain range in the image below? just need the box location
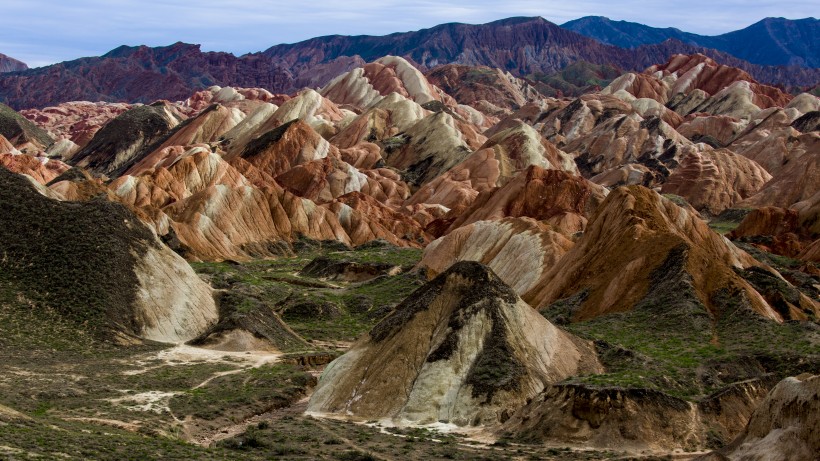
[562,16,819,67]
[1,16,818,109]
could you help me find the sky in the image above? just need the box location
[2,0,817,68]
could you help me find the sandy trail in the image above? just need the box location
[193,396,312,447]
[122,344,283,376]
[106,344,285,432]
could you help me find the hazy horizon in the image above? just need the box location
[3,0,817,68]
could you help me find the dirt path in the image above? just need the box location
[194,396,312,447]
[309,415,396,461]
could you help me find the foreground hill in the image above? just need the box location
[308,261,602,425]
[563,17,820,67]
[0,166,217,343]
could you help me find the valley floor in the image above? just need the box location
[0,245,712,460]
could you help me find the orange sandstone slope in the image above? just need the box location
[430,166,608,238]
[660,148,771,215]
[526,186,817,322]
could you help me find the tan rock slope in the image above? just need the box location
[307,261,602,426]
[408,120,577,211]
[420,218,573,295]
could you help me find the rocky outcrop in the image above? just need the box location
[124,103,242,174]
[324,192,429,248]
[677,115,748,147]
[0,153,69,184]
[382,111,474,186]
[408,120,576,210]
[321,56,446,107]
[300,256,401,282]
[164,181,350,261]
[275,155,410,207]
[227,119,335,179]
[0,166,217,343]
[502,378,774,453]
[308,261,602,426]
[738,144,819,209]
[647,54,792,111]
[503,385,699,451]
[728,193,820,261]
[709,375,820,461]
[331,92,427,149]
[20,101,131,150]
[539,94,690,182]
[190,289,309,353]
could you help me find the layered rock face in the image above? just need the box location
[0,152,69,184]
[1,48,815,269]
[0,166,217,343]
[20,101,130,150]
[2,49,814,268]
[307,261,602,426]
[420,218,573,296]
[428,166,606,238]
[660,148,771,215]
[729,193,820,261]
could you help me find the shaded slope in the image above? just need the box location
[70,103,181,176]
[0,103,54,151]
